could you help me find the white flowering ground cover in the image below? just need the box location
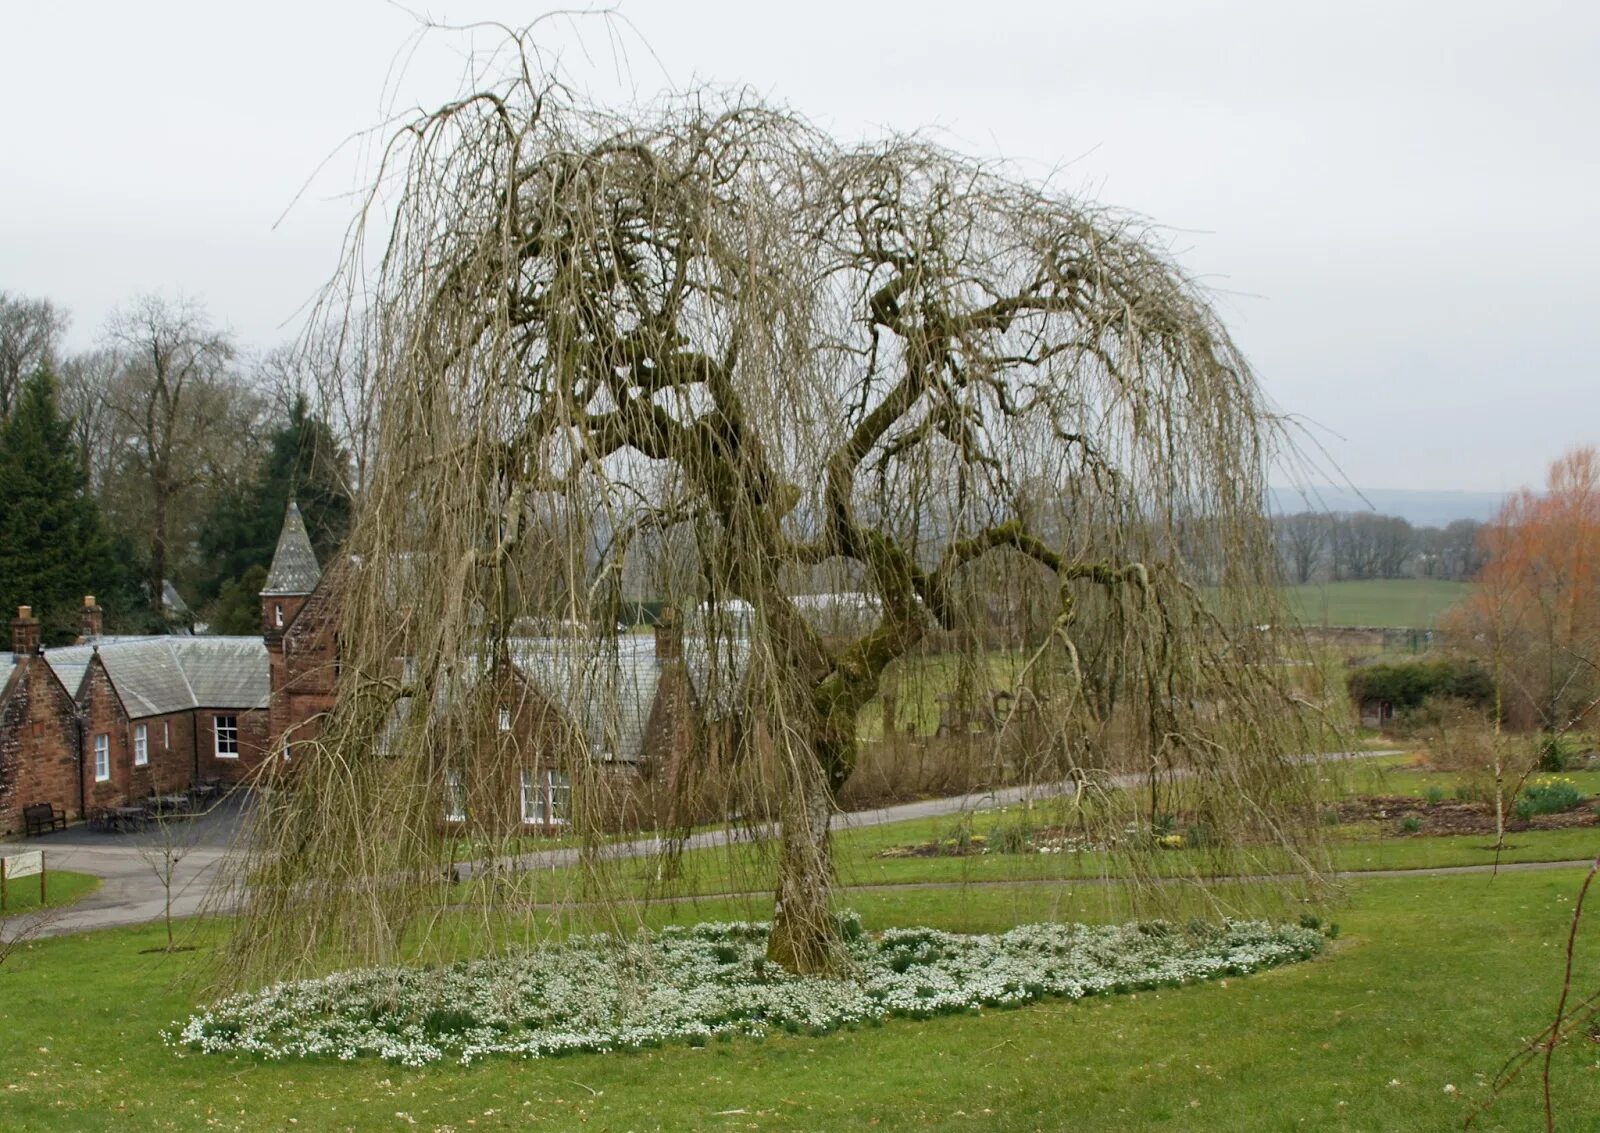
[171,916,1326,1067]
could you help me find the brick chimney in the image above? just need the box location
[11,605,40,661]
[654,605,682,664]
[79,594,103,641]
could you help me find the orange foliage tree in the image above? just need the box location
[1446,447,1600,731]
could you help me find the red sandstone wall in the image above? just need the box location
[80,659,133,814]
[269,567,342,756]
[194,707,270,787]
[0,659,81,834]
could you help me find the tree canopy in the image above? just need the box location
[199,395,351,630]
[1445,447,1600,731]
[222,50,1331,986]
[0,366,139,643]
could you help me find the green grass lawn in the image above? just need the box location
[6,751,1598,1129]
[492,753,1598,905]
[1283,578,1472,629]
[2,870,1597,1131]
[508,809,1598,907]
[0,868,99,916]
[1341,752,1600,800]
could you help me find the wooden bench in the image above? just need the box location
[22,803,67,837]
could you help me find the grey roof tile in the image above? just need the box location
[262,501,323,596]
[43,642,105,699]
[508,637,661,764]
[83,637,268,718]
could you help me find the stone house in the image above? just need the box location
[71,637,270,815]
[0,596,270,836]
[0,608,82,832]
[262,502,745,835]
[1,501,748,837]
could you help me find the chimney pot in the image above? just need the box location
[654,605,682,664]
[79,595,104,642]
[11,605,40,661]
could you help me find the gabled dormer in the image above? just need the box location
[262,501,322,646]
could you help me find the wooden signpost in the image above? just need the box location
[0,850,46,911]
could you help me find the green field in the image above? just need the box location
[1283,578,1472,629]
[8,755,1600,1131]
[2,869,1596,1131]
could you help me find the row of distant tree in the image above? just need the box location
[0,290,363,642]
[1271,510,1486,584]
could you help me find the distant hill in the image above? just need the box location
[1269,486,1506,527]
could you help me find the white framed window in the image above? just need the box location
[162,720,170,749]
[133,723,148,767]
[497,706,512,732]
[520,768,541,824]
[518,764,569,825]
[444,769,466,822]
[520,769,569,825]
[94,733,110,782]
[274,602,284,628]
[214,715,239,759]
[546,770,570,825]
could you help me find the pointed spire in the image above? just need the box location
[261,501,323,596]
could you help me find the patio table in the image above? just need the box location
[109,805,151,833]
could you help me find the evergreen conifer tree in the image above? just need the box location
[0,366,137,642]
[199,395,350,630]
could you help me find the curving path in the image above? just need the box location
[2,749,1461,940]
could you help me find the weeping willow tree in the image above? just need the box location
[221,45,1333,985]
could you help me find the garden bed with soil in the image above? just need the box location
[876,825,1165,858]
[876,835,990,858]
[1337,794,1600,836]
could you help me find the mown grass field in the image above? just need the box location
[1282,578,1471,629]
[2,869,1597,1132]
[6,752,1600,1131]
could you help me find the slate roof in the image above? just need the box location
[509,636,664,764]
[44,637,268,718]
[41,645,92,698]
[262,501,323,596]
[681,606,754,715]
[405,628,752,765]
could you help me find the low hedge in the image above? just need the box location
[1346,657,1494,713]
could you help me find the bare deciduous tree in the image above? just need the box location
[224,44,1329,984]
[102,295,243,616]
[1448,449,1600,732]
[57,347,122,491]
[135,801,211,953]
[1273,511,1331,585]
[255,324,380,498]
[0,292,69,419]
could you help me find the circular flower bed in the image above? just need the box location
[171,916,1327,1066]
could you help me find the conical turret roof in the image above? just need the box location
[261,501,323,596]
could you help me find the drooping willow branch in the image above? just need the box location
[214,38,1336,987]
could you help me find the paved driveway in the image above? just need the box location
[1,797,248,938]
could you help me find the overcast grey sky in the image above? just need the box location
[3,1,1594,494]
